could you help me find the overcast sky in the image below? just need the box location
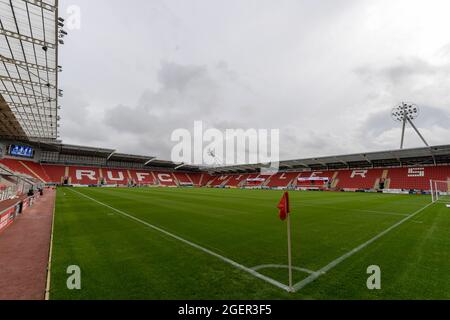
[58,0,450,163]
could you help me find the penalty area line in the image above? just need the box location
[67,188,291,292]
[292,201,435,292]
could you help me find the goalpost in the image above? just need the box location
[430,180,450,203]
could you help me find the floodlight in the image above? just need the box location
[391,102,428,149]
[391,102,419,122]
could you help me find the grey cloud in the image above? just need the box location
[58,0,450,162]
[353,54,450,150]
[157,62,210,93]
[104,61,256,159]
[59,87,109,145]
[355,105,450,151]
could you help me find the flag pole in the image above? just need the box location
[287,212,293,291]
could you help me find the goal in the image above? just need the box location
[430,180,450,203]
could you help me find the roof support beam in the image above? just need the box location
[175,163,186,170]
[297,162,310,168]
[0,28,56,49]
[106,151,116,161]
[361,154,372,164]
[0,54,57,72]
[144,158,157,166]
[0,90,53,101]
[335,157,348,166]
[23,0,57,12]
[8,102,58,111]
[0,76,56,89]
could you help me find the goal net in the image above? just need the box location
[430,180,450,203]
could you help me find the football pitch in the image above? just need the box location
[49,187,450,300]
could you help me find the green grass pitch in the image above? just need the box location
[49,187,450,300]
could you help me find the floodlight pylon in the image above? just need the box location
[207,149,222,167]
[391,102,429,149]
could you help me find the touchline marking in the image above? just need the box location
[292,201,435,292]
[67,188,291,292]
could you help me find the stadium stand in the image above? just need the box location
[208,175,230,187]
[189,173,207,187]
[19,161,50,183]
[1,141,449,195]
[68,166,101,185]
[173,172,193,186]
[225,174,250,187]
[42,165,67,184]
[155,172,178,187]
[243,174,266,188]
[102,168,129,185]
[0,159,36,180]
[334,169,384,190]
[2,158,450,193]
[296,171,336,189]
[129,170,156,186]
[387,166,450,190]
[265,172,299,188]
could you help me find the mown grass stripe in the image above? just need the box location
[68,188,291,292]
[293,201,435,291]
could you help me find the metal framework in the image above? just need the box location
[0,0,59,140]
[208,144,450,174]
[391,102,429,149]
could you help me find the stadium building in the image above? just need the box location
[1,0,450,302]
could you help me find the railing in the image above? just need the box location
[0,192,41,233]
[0,185,16,201]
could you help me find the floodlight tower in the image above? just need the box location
[207,149,222,167]
[391,102,429,149]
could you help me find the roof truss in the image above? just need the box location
[0,0,60,140]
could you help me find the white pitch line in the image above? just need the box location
[251,264,317,275]
[292,201,434,292]
[67,188,291,292]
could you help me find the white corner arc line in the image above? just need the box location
[293,201,434,292]
[67,188,291,292]
[251,264,316,275]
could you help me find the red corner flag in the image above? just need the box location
[277,191,290,221]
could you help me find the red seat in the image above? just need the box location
[335,169,383,189]
[102,168,129,184]
[388,166,450,190]
[224,174,249,187]
[266,172,299,188]
[69,166,101,185]
[187,173,204,186]
[208,175,229,187]
[155,172,177,186]
[42,164,66,183]
[20,160,50,182]
[0,159,37,180]
[296,171,336,189]
[173,172,192,185]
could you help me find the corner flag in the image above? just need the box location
[277,191,290,221]
[277,191,294,291]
